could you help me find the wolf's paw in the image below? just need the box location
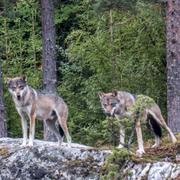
[136,149,145,157]
[20,142,27,147]
[66,136,72,148]
[27,142,34,147]
[67,142,71,148]
[117,144,124,149]
[172,137,177,144]
[57,140,63,147]
[151,143,160,148]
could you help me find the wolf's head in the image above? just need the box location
[7,76,28,101]
[98,91,122,117]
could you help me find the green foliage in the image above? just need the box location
[93,0,137,12]
[59,1,166,145]
[0,0,42,137]
[128,95,156,120]
[101,148,131,179]
[0,0,166,146]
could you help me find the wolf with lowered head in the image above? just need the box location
[7,76,71,147]
[99,91,177,157]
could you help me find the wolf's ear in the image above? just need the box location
[21,75,27,82]
[98,92,104,98]
[112,91,118,97]
[5,77,11,84]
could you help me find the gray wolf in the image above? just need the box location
[7,76,71,147]
[99,91,177,156]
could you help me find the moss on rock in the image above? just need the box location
[101,148,131,179]
[0,147,9,157]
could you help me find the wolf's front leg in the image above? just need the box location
[18,110,28,146]
[28,113,36,147]
[135,120,145,157]
[115,115,125,148]
[21,118,28,146]
[118,123,125,148]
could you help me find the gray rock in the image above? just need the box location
[171,165,180,179]
[123,161,180,180]
[0,138,111,180]
[148,162,173,180]
[0,138,179,180]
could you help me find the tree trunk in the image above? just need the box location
[0,66,7,137]
[167,0,180,133]
[41,0,57,141]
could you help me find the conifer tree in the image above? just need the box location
[41,0,57,141]
[0,66,7,137]
[167,0,180,133]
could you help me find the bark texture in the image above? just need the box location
[41,0,57,141]
[0,66,7,137]
[167,0,180,133]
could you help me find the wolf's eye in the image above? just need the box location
[111,103,117,107]
[11,87,16,91]
[103,104,108,107]
[19,86,24,90]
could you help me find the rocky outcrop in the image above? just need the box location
[0,138,110,180]
[123,161,180,180]
[0,138,179,180]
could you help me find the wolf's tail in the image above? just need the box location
[147,113,162,138]
[51,110,64,137]
[58,125,64,137]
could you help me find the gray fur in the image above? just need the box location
[99,91,177,157]
[8,76,71,147]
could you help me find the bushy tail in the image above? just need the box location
[58,125,64,137]
[147,113,162,138]
[51,110,64,137]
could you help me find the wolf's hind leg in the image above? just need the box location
[152,135,160,148]
[61,122,71,147]
[54,108,71,147]
[147,113,161,148]
[58,118,71,147]
[153,112,177,144]
[149,108,177,144]
[45,119,64,146]
[161,122,177,144]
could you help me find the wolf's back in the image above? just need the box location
[117,91,136,108]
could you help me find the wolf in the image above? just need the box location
[99,91,177,156]
[7,76,71,147]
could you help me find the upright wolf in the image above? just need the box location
[7,76,71,147]
[99,91,177,156]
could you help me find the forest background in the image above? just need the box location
[0,0,167,146]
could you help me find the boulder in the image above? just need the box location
[0,138,110,180]
[0,138,179,180]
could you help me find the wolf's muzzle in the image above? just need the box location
[105,112,115,117]
[17,95,21,101]
[105,112,111,117]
